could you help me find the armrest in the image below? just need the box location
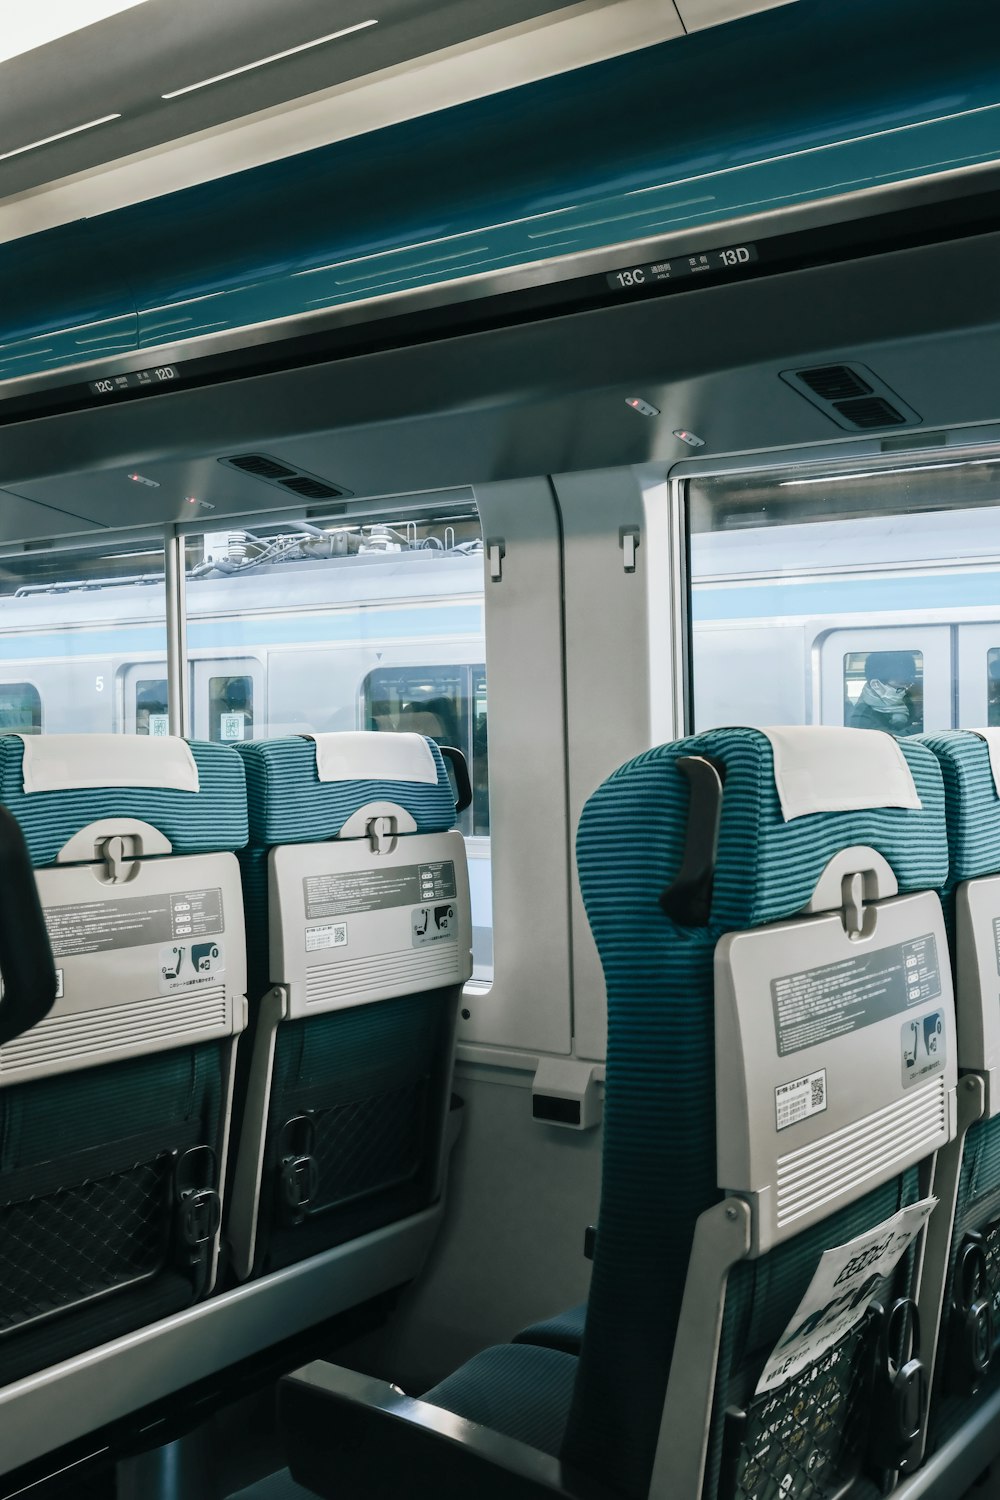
[280,1361,610,1500]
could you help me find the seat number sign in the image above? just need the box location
[606,243,757,291]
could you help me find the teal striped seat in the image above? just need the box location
[227,734,464,1283]
[238,728,949,1500]
[562,729,947,1498]
[234,737,455,845]
[916,732,1000,1452]
[0,735,247,1387]
[0,736,247,865]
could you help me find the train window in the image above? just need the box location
[209,675,253,741]
[363,665,489,837]
[182,502,491,978]
[0,682,41,735]
[135,679,169,736]
[843,650,924,735]
[0,537,167,735]
[687,461,1000,734]
[988,650,1000,726]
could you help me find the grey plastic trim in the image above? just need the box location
[915,1073,986,1466]
[0,1202,443,1477]
[651,1197,752,1499]
[893,1377,1000,1499]
[227,985,286,1282]
[164,525,189,738]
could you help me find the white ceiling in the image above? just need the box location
[0,0,796,242]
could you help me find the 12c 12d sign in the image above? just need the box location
[606,243,757,291]
[88,365,180,397]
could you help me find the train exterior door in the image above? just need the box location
[818,626,953,733]
[191,658,264,743]
[956,624,1000,729]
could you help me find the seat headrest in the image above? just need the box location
[236,734,456,846]
[17,733,199,794]
[303,731,439,785]
[915,730,1000,884]
[580,727,947,933]
[0,737,247,866]
[762,726,921,821]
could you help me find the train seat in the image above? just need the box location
[512,1301,587,1356]
[0,733,248,1388]
[230,725,955,1500]
[226,731,471,1283]
[909,730,1000,1458]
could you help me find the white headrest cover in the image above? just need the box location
[304,731,438,785]
[18,734,200,794]
[970,730,1000,797]
[761,726,921,823]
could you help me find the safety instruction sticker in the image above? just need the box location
[306,923,348,952]
[900,1008,945,1088]
[755,1197,936,1394]
[774,1069,827,1132]
[304,861,456,919]
[158,938,224,993]
[771,934,941,1057]
[412,903,458,947]
[46,888,223,958]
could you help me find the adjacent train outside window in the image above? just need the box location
[135,678,169,735]
[0,682,41,735]
[0,502,493,978]
[208,674,254,742]
[0,539,167,736]
[688,458,1000,734]
[843,649,924,734]
[363,664,490,837]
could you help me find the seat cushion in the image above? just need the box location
[512,1302,586,1356]
[236,737,455,845]
[0,737,247,865]
[423,1343,578,1458]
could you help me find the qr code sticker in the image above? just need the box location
[775,1068,828,1131]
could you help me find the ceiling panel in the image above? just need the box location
[0,0,598,199]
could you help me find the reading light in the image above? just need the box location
[626,396,660,418]
[162,19,378,99]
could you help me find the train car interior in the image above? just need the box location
[6,0,1000,1497]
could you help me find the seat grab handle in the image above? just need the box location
[660,755,725,928]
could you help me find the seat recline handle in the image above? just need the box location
[0,805,58,1047]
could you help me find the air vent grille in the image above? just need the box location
[278,476,344,499]
[833,396,907,429]
[797,366,872,401]
[227,454,296,479]
[779,363,920,432]
[220,453,352,501]
[305,945,461,1008]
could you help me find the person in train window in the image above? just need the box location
[988,654,1000,727]
[850,650,918,735]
